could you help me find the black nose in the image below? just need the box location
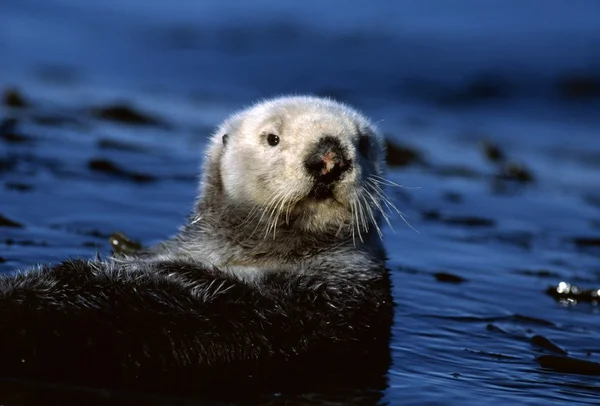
[304,136,351,184]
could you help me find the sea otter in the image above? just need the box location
[0,96,395,397]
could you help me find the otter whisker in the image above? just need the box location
[271,189,293,240]
[364,184,394,232]
[371,175,421,190]
[368,180,401,214]
[285,193,301,226]
[351,197,364,243]
[357,193,369,234]
[359,192,383,239]
[270,189,294,239]
[357,194,369,232]
[370,175,402,187]
[349,199,357,246]
[369,180,419,233]
[264,191,287,240]
[264,194,280,238]
[253,197,274,227]
[252,189,279,226]
[252,190,282,239]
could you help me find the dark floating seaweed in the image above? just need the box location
[479,139,534,183]
[2,87,30,109]
[4,183,33,192]
[109,232,143,256]
[546,281,600,305]
[486,324,511,335]
[384,139,427,167]
[88,158,156,183]
[481,139,506,163]
[499,162,534,183]
[97,138,148,153]
[0,214,24,228]
[557,74,600,100]
[422,209,496,228]
[536,355,600,376]
[0,118,34,144]
[572,237,600,248]
[530,335,568,356]
[89,103,164,126]
[433,272,466,284]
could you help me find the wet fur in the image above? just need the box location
[0,259,392,395]
[0,96,395,395]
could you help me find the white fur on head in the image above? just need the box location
[200,95,387,236]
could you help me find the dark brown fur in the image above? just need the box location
[0,258,392,396]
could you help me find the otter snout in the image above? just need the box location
[304,136,351,185]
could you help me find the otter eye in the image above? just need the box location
[222,134,229,146]
[267,133,280,146]
[358,135,370,156]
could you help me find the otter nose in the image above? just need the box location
[304,136,350,184]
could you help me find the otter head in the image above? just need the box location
[200,96,388,239]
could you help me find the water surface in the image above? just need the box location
[1,1,600,404]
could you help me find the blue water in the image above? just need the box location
[2,1,600,404]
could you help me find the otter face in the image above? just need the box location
[209,96,388,237]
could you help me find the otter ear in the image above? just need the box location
[222,134,229,146]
